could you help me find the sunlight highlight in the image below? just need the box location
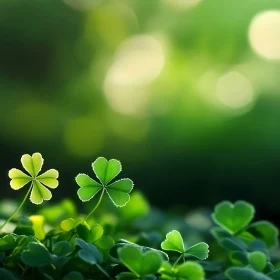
[104,35,165,116]
[216,71,254,110]
[249,10,280,60]
[164,0,202,10]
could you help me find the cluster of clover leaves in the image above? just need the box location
[0,153,279,280]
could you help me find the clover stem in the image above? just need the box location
[0,184,33,231]
[67,231,76,242]
[85,188,105,221]
[96,264,110,278]
[173,253,184,268]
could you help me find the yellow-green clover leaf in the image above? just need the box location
[8,153,59,204]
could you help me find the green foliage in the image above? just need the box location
[0,154,280,279]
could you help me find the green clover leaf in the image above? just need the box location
[159,261,205,280]
[174,262,205,280]
[21,242,52,267]
[161,230,185,253]
[211,201,255,235]
[161,230,209,260]
[247,221,279,248]
[53,241,75,257]
[75,238,102,265]
[248,251,268,272]
[118,245,163,278]
[184,242,209,260]
[226,267,272,280]
[76,157,133,207]
[61,218,88,232]
[0,234,17,250]
[0,268,18,280]
[111,239,169,262]
[76,223,115,250]
[63,271,84,280]
[8,153,59,205]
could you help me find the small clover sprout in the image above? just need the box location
[76,157,133,220]
[161,230,209,266]
[0,153,58,232]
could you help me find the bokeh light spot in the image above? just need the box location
[104,35,165,116]
[163,0,202,10]
[249,10,280,60]
[106,35,164,86]
[216,71,254,110]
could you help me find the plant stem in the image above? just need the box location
[0,184,33,231]
[96,264,111,279]
[173,253,184,268]
[85,188,105,221]
[67,231,76,242]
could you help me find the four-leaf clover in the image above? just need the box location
[8,153,59,204]
[76,157,133,207]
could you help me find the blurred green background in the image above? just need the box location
[1,0,280,219]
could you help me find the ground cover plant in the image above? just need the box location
[0,153,280,280]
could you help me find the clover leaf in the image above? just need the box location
[21,242,52,267]
[75,238,102,265]
[61,218,88,232]
[161,230,185,253]
[174,261,205,280]
[8,153,59,204]
[0,268,18,280]
[159,261,205,280]
[111,239,169,262]
[76,223,115,250]
[0,234,17,250]
[161,230,209,260]
[184,242,209,260]
[211,201,255,235]
[76,157,133,208]
[118,245,163,278]
[63,271,84,280]
[247,221,279,248]
[226,267,272,280]
[248,251,268,272]
[53,241,75,257]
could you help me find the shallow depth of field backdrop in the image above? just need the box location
[0,0,280,220]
